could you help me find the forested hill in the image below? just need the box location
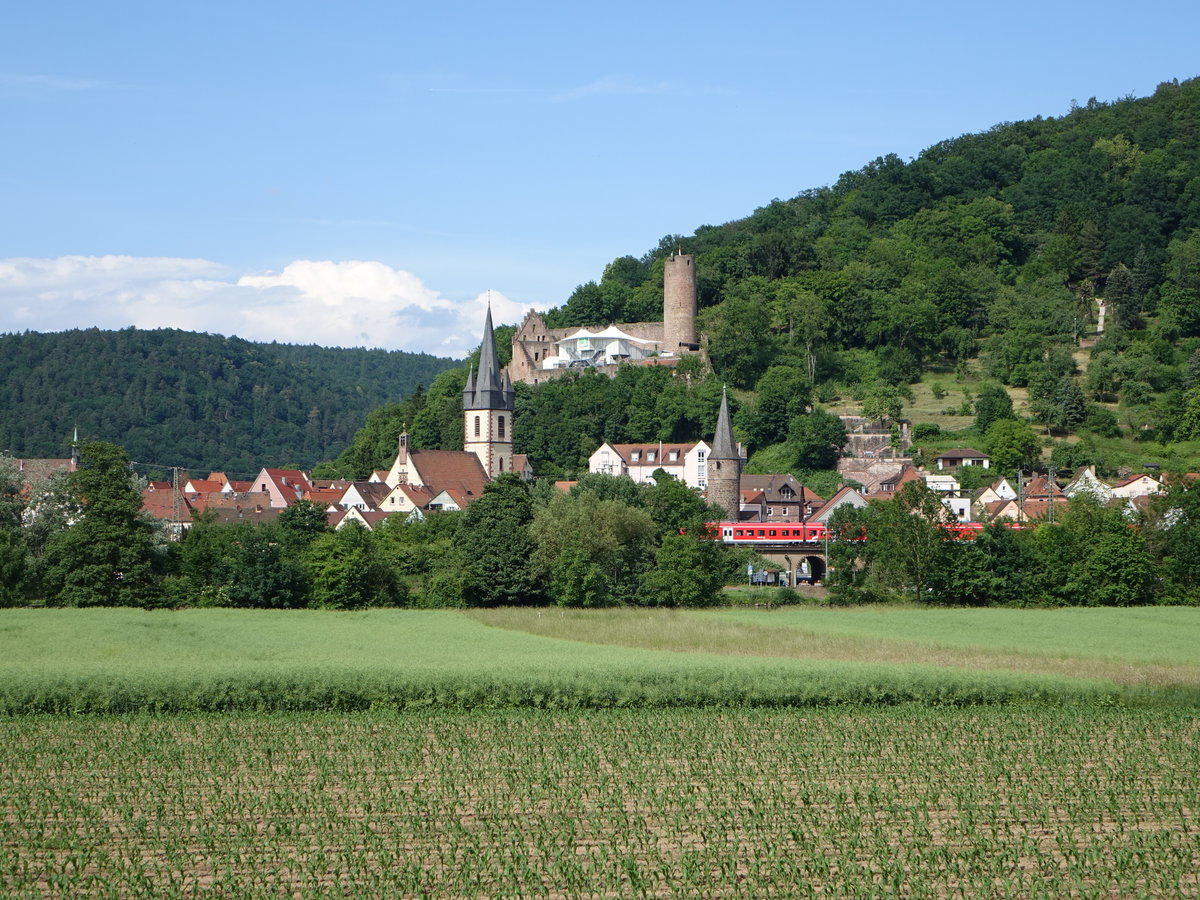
[0,328,457,474]
[549,80,1200,393]
[522,76,1200,476]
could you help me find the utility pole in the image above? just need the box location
[170,466,182,541]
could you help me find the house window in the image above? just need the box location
[668,450,679,462]
[474,416,480,437]
[631,451,641,462]
[498,415,505,438]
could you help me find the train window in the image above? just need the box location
[768,530,777,537]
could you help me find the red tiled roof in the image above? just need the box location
[408,449,488,498]
[10,458,74,489]
[184,479,224,494]
[605,443,700,464]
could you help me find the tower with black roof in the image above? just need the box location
[707,387,742,519]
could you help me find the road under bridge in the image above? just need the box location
[745,544,829,587]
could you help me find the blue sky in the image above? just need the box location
[2,1,1198,357]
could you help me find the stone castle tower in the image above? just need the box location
[508,248,699,385]
[462,305,515,477]
[707,387,742,520]
[663,249,698,354]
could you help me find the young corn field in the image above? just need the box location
[2,707,1197,898]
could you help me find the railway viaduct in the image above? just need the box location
[748,544,829,587]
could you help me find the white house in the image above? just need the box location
[942,496,972,522]
[1062,466,1113,503]
[924,474,960,493]
[1110,473,1165,499]
[588,441,714,489]
[933,449,991,471]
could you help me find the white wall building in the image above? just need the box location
[588,441,713,489]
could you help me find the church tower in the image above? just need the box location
[707,387,742,520]
[462,304,515,477]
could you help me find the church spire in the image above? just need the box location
[710,387,738,460]
[463,300,513,412]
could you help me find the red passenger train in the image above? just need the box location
[711,521,1003,545]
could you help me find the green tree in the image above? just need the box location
[859,482,951,603]
[644,469,722,538]
[741,366,811,450]
[530,491,656,607]
[452,474,542,607]
[0,529,30,607]
[1105,264,1139,327]
[973,383,1016,434]
[305,522,407,609]
[699,294,775,389]
[0,457,24,531]
[639,532,725,607]
[787,408,847,471]
[41,442,161,607]
[984,419,1041,473]
[278,499,330,546]
[770,279,828,383]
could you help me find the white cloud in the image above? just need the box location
[0,255,525,358]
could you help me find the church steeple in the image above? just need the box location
[463,303,513,412]
[463,302,515,477]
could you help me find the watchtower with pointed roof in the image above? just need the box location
[707,388,743,519]
[462,305,515,478]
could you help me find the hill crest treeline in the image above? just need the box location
[0,328,456,473]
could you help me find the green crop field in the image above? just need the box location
[3,608,1199,896]
[2,708,1197,898]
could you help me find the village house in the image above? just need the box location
[740,474,823,521]
[1110,473,1165,499]
[1062,465,1113,502]
[249,468,313,508]
[588,441,714,489]
[809,485,869,523]
[933,448,991,471]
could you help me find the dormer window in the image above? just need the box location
[668,450,679,462]
[631,451,641,462]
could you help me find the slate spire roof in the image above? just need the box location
[710,386,739,460]
[463,303,514,411]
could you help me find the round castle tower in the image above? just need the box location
[663,250,697,353]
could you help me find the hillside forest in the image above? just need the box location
[345,77,1200,485]
[0,328,456,473]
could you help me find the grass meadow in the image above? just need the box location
[3,607,1199,713]
[3,607,1198,896]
